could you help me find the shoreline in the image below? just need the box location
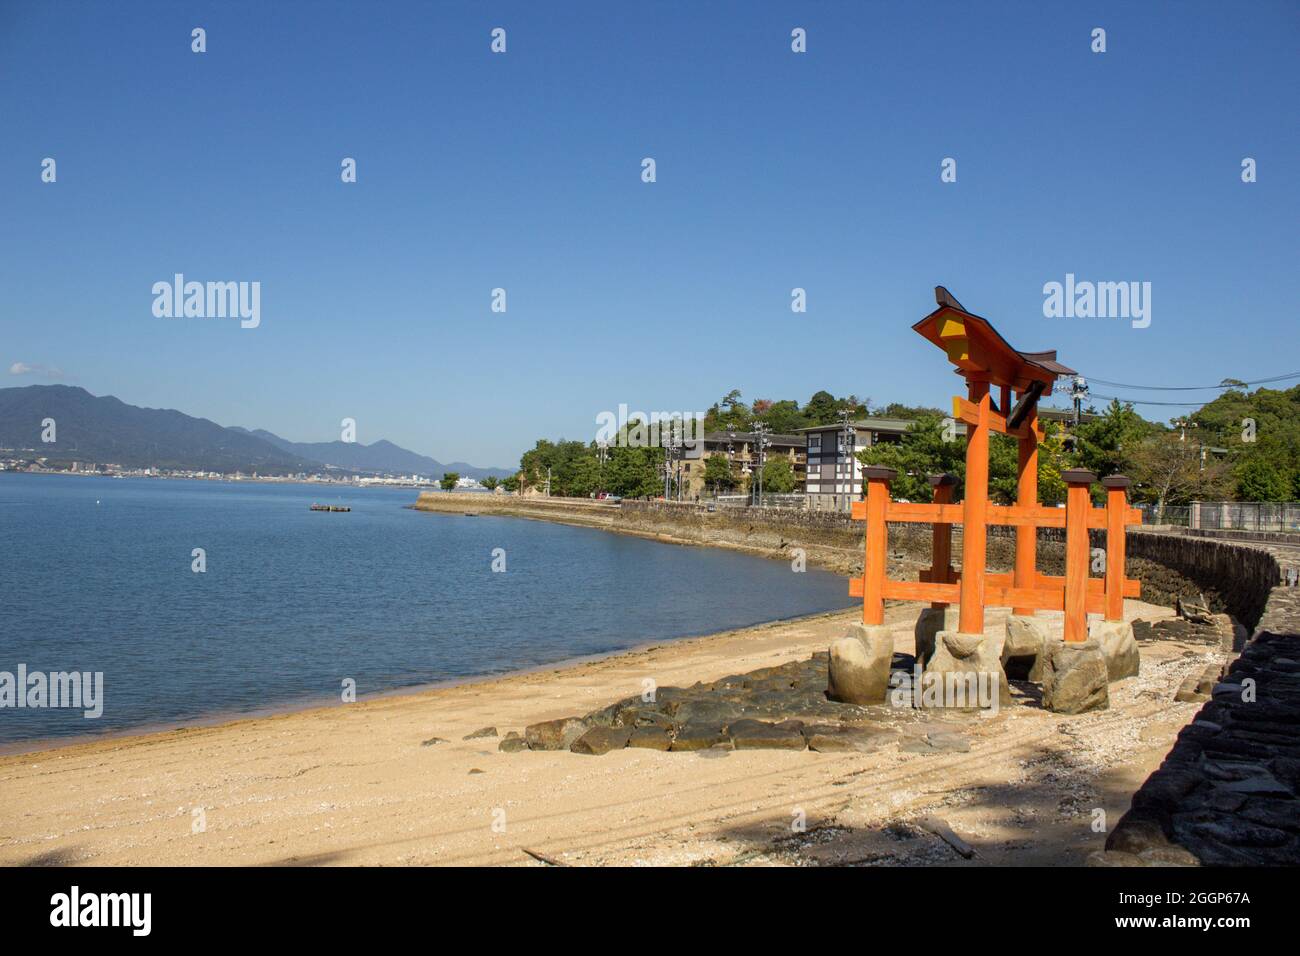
[0,608,855,760]
[411,492,877,576]
[0,598,1207,868]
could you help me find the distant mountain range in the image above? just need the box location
[0,385,510,479]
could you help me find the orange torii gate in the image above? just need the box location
[848,288,1141,644]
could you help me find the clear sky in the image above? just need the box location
[2,1,1296,467]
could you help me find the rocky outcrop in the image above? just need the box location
[571,726,633,755]
[524,716,591,751]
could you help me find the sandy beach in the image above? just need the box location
[0,596,1219,868]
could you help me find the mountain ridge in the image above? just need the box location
[0,385,509,478]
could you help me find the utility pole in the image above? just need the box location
[1070,376,1089,428]
[752,422,771,508]
[724,426,736,498]
[546,466,551,497]
[839,406,856,512]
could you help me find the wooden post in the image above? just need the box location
[958,378,990,635]
[1012,399,1040,616]
[860,466,895,625]
[1102,475,1131,622]
[1062,469,1097,642]
[929,473,957,609]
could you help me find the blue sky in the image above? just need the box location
[2,1,1296,467]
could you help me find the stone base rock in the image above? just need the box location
[914,607,959,668]
[1091,619,1141,682]
[1003,615,1050,681]
[827,623,894,705]
[1040,638,1109,714]
[922,631,1011,709]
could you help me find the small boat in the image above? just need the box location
[310,503,351,512]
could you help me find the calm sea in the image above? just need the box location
[0,473,853,748]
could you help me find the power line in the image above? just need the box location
[1079,371,1300,392]
[1088,392,1212,408]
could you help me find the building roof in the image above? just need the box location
[703,431,804,446]
[796,416,927,434]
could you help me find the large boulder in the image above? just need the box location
[1003,615,1050,681]
[923,631,1011,710]
[1091,620,1141,682]
[570,726,632,755]
[524,716,590,751]
[668,722,727,751]
[627,726,672,750]
[914,607,959,668]
[827,623,894,705]
[499,731,528,753]
[1040,638,1109,714]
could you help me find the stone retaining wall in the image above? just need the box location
[1104,536,1300,866]
[413,494,1285,621]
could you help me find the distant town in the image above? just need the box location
[0,454,492,490]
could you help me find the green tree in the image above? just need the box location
[481,475,500,491]
[703,389,754,432]
[803,390,841,425]
[702,453,738,493]
[606,444,664,497]
[758,399,808,434]
[1130,433,1219,511]
[501,474,520,493]
[1071,399,1156,480]
[1235,456,1290,502]
[439,472,460,491]
[759,455,798,493]
[858,415,966,501]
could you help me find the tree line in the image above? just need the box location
[859,384,1300,510]
[496,384,1300,506]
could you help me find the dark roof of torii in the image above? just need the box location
[914,287,1077,390]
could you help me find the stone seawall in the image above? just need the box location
[411,494,1284,621]
[1125,532,1282,631]
[1103,536,1300,866]
[413,493,974,578]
